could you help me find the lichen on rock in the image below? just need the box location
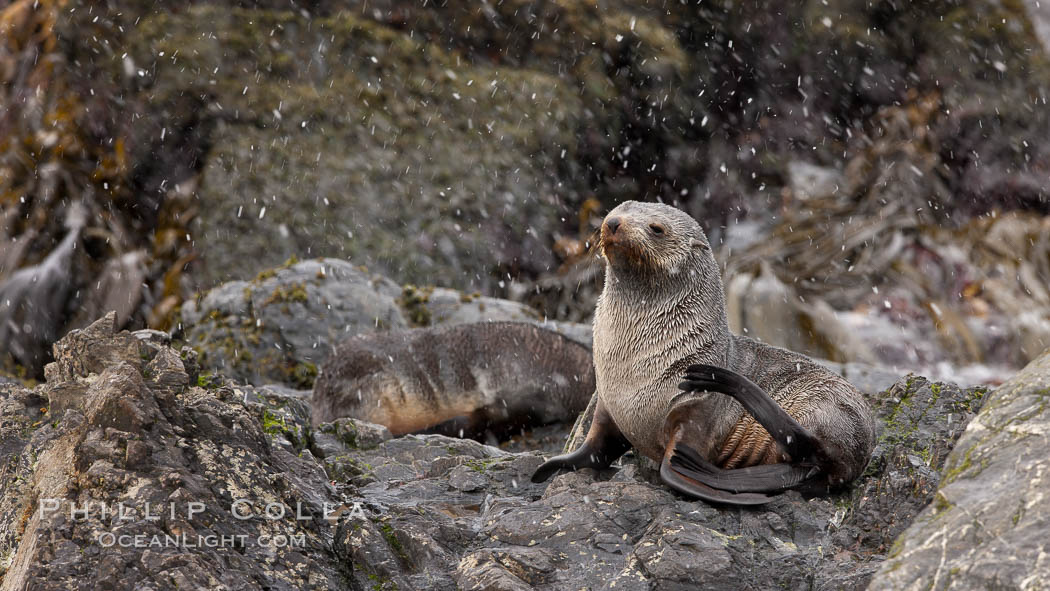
[871,350,1050,589]
[0,313,348,590]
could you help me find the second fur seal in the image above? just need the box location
[313,322,593,439]
[532,201,876,505]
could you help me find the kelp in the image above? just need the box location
[0,1,195,377]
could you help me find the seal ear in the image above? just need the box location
[690,238,710,251]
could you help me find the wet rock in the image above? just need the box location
[312,374,984,590]
[184,259,592,389]
[312,418,393,459]
[871,351,1050,590]
[7,0,1050,391]
[400,284,592,348]
[69,250,149,332]
[456,549,547,591]
[401,286,540,327]
[843,376,988,557]
[181,258,406,387]
[247,384,312,429]
[0,312,1003,589]
[233,383,315,452]
[125,5,628,292]
[726,263,879,365]
[1026,0,1050,51]
[448,465,490,492]
[0,315,347,590]
[787,161,844,201]
[44,312,145,387]
[819,360,902,398]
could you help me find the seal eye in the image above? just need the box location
[649,223,665,236]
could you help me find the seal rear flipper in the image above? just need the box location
[670,443,818,493]
[659,456,774,505]
[680,364,822,461]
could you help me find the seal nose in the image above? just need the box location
[605,216,622,235]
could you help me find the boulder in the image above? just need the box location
[180,258,406,387]
[397,285,592,347]
[870,350,1050,590]
[787,161,845,202]
[183,259,591,387]
[0,314,346,590]
[127,4,684,291]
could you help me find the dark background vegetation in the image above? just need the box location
[3,0,1050,377]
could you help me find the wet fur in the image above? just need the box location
[312,322,594,439]
[533,201,876,502]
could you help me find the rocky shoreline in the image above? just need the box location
[5,0,1050,382]
[1,302,1046,589]
[3,1,1050,588]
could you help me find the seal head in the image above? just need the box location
[599,200,713,290]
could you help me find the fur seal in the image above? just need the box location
[532,201,876,505]
[312,321,594,439]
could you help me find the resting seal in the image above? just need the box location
[532,201,876,504]
[312,321,593,440]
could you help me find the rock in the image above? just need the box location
[68,250,149,332]
[448,465,490,492]
[0,312,1004,589]
[319,374,985,590]
[818,360,902,397]
[870,351,1050,590]
[0,314,347,590]
[400,286,540,327]
[400,284,592,348]
[132,328,172,348]
[181,258,406,387]
[0,205,86,376]
[843,376,988,557]
[128,5,641,292]
[8,1,1050,585]
[1026,0,1050,52]
[184,259,593,389]
[8,0,1050,389]
[731,262,811,354]
[312,418,393,459]
[787,161,844,201]
[239,383,313,452]
[725,264,879,365]
[44,312,145,387]
[719,219,774,253]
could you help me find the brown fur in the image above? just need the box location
[588,201,875,487]
[312,322,595,439]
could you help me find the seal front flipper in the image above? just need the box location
[669,443,817,493]
[532,399,630,483]
[658,452,773,505]
[680,364,823,463]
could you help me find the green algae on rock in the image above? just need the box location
[871,351,1050,589]
[182,258,590,389]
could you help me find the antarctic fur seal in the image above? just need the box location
[312,321,594,440]
[532,201,876,504]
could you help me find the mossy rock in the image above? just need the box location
[181,258,405,387]
[130,6,608,290]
